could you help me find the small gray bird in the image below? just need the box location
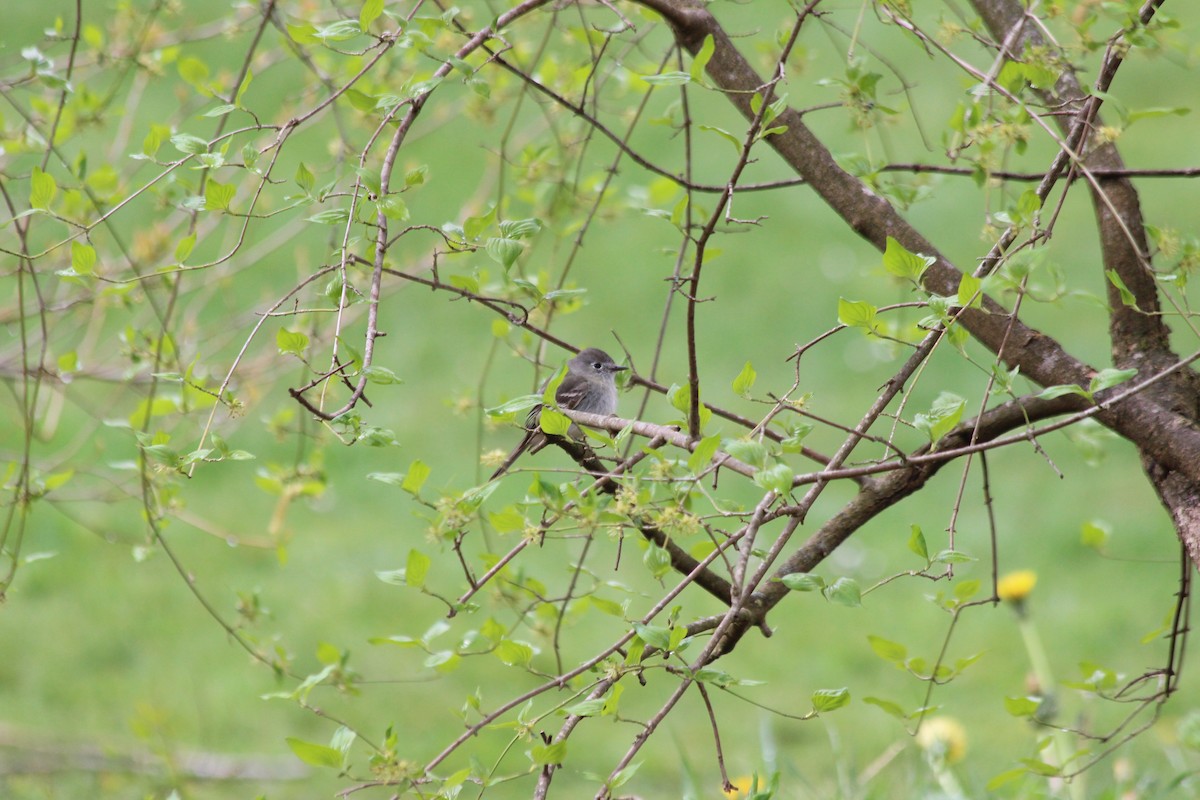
[490,348,627,480]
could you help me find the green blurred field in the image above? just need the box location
[4,1,1200,798]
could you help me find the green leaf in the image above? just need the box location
[1004,696,1041,717]
[463,205,496,239]
[539,407,570,436]
[295,162,314,193]
[1127,106,1190,124]
[957,272,982,308]
[287,23,319,44]
[565,699,606,717]
[632,623,671,651]
[863,696,907,719]
[276,328,309,356]
[986,768,1029,791]
[1089,367,1137,394]
[811,687,850,713]
[402,460,429,494]
[641,71,691,85]
[1080,519,1110,551]
[753,462,793,494]
[174,234,196,263]
[405,165,429,187]
[837,297,878,330]
[722,438,767,469]
[907,524,928,560]
[642,544,670,580]
[912,392,966,444]
[448,273,479,294]
[824,577,862,607]
[1035,383,1089,401]
[378,195,409,220]
[205,180,235,211]
[30,167,57,210]
[202,104,237,118]
[178,56,211,94]
[235,68,253,106]
[487,507,526,533]
[70,242,96,276]
[1105,269,1137,307]
[307,208,350,225]
[360,0,385,30]
[1020,758,1063,777]
[698,124,742,153]
[868,635,907,663]
[405,549,430,588]
[780,573,824,592]
[362,365,401,385]
[497,218,541,239]
[171,133,209,155]
[687,434,721,474]
[142,124,171,158]
[608,761,642,790]
[954,579,980,601]
[286,737,343,769]
[485,394,540,418]
[485,237,524,270]
[1016,188,1042,221]
[689,34,715,83]
[530,740,567,766]
[494,639,534,666]
[882,236,933,282]
[731,361,756,397]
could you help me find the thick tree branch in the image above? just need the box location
[969,0,1172,370]
[629,0,1200,491]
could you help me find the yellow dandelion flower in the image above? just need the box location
[916,716,968,764]
[723,776,755,799]
[997,570,1037,603]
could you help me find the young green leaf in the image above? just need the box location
[687,434,721,474]
[731,361,756,397]
[405,549,430,588]
[1089,367,1137,395]
[402,460,429,494]
[530,740,567,766]
[70,242,97,276]
[276,328,309,356]
[780,573,824,592]
[912,392,966,444]
[286,737,343,769]
[823,577,862,607]
[957,272,982,308]
[295,162,315,194]
[30,167,57,210]
[689,34,715,83]
[360,0,385,30]
[174,234,196,263]
[539,407,571,436]
[907,524,928,560]
[205,180,235,211]
[882,236,934,282]
[811,687,851,713]
[838,297,878,330]
[485,237,524,270]
[867,635,907,664]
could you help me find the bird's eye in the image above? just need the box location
[592,362,603,370]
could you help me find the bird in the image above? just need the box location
[490,348,628,480]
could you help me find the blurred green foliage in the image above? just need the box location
[3,1,1200,798]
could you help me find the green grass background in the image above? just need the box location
[3,1,1200,798]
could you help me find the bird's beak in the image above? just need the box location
[611,364,628,372]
